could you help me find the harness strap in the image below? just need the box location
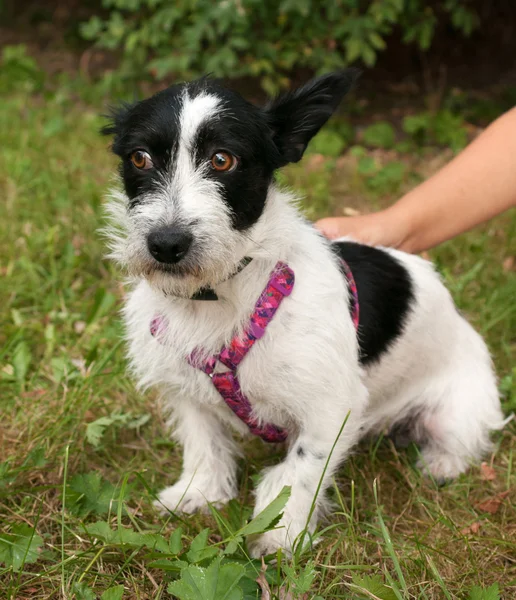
[151,258,358,444]
[340,258,359,330]
[211,371,288,443]
[187,262,294,373]
[186,262,294,443]
[218,262,295,371]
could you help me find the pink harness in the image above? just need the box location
[150,259,359,443]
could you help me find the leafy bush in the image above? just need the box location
[0,44,45,94]
[80,0,480,92]
[362,121,396,148]
[307,128,348,157]
[403,110,468,152]
[354,150,407,194]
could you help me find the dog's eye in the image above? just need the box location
[130,150,153,170]
[210,151,237,172]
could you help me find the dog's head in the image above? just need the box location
[103,70,357,296]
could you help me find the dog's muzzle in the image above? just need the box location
[147,226,193,264]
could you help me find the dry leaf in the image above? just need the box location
[305,154,325,171]
[335,155,353,170]
[21,388,46,399]
[502,256,515,272]
[480,462,496,481]
[342,207,361,217]
[461,521,481,535]
[475,490,510,514]
[470,522,481,533]
[74,321,86,334]
[72,234,85,251]
[256,558,272,600]
[2,364,14,376]
[71,357,87,376]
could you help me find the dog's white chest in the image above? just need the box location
[123,279,297,427]
[123,248,359,438]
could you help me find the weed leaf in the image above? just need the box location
[169,526,183,554]
[138,532,169,553]
[0,524,43,571]
[12,340,31,388]
[308,129,347,157]
[86,416,116,448]
[187,529,219,563]
[148,558,188,571]
[23,446,47,469]
[73,582,96,600]
[283,560,316,594]
[167,557,245,600]
[351,573,398,600]
[101,585,125,600]
[85,521,180,556]
[0,458,16,490]
[0,447,47,492]
[468,584,500,600]
[66,471,129,517]
[86,412,150,448]
[237,486,291,538]
[85,521,115,542]
[223,540,239,555]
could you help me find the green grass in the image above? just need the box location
[1,84,515,600]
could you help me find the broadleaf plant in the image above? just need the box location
[0,524,43,572]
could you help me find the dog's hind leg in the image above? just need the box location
[412,340,505,483]
[155,400,239,514]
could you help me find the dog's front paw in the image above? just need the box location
[154,485,209,515]
[154,480,235,515]
[248,528,292,558]
[247,516,312,558]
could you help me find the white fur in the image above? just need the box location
[105,92,505,557]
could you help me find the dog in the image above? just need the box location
[102,70,505,557]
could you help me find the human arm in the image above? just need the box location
[315,107,516,253]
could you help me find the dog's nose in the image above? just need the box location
[147,227,193,264]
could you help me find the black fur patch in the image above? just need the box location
[333,241,415,365]
[101,87,183,207]
[189,89,280,230]
[264,69,359,165]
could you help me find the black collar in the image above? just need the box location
[190,257,253,301]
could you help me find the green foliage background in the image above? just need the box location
[80,0,480,92]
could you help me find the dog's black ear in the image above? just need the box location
[100,102,134,137]
[100,102,136,155]
[264,69,359,165]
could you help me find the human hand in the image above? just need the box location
[315,210,408,249]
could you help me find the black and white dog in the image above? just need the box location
[103,71,505,556]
